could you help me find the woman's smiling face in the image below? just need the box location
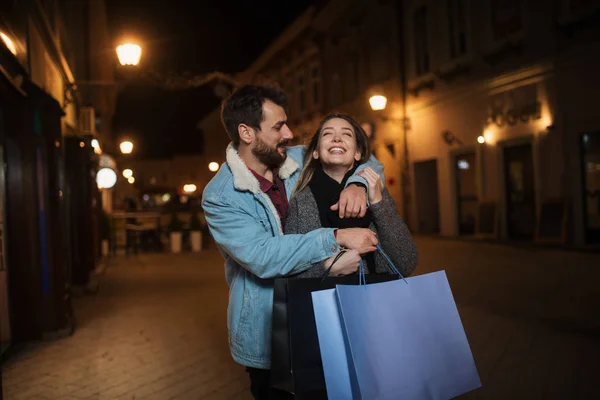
[313,118,361,168]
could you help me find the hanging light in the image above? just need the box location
[0,32,17,56]
[120,141,133,154]
[116,43,142,66]
[183,184,197,193]
[369,95,388,111]
[96,168,117,189]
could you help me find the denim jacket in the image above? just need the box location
[202,143,383,368]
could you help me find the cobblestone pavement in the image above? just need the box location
[2,237,600,399]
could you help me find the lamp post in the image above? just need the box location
[116,43,142,66]
[119,140,134,155]
[368,92,412,223]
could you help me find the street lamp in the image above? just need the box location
[183,184,197,193]
[208,162,220,172]
[369,95,388,111]
[0,32,17,56]
[120,141,133,154]
[122,169,133,178]
[116,43,142,66]
[96,168,117,189]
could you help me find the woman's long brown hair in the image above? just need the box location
[292,113,371,196]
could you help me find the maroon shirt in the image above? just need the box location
[250,168,289,230]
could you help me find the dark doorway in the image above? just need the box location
[455,151,477,235]
[414,159,440,233]
[581,132,600,244]
[504,143,536,240]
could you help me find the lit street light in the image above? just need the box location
[128,176,135,184]
[0,32,17,56]
[183,184,197,193]
[369,95,388,111]
[96,168,117,189]
[122,169,133,178]
[120,141,133,154]
[209,162,220,172]
[116,43,142,66]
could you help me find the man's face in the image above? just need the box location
[251,100,293,167]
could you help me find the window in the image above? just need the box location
[310,65,322,107]
[448,0,468,58]
[414,6,430,76]
[297,72,306,114]
[370,43,391,82]
[491,0,522,41]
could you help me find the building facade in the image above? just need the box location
[401,0,599,247]
[0,0,116,355]
[198,0,600,248]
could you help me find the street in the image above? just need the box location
[2,237,600,399]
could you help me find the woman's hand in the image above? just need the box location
[324,250,361,276]
[358,167,383,204]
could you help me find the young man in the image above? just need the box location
[202,85,383,399]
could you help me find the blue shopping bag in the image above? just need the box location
[312,247,481,399]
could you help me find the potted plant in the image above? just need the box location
[189,211,203,252]
[167,212,183,253]
[100,210,111,257]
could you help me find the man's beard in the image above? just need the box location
[252,136,289,167]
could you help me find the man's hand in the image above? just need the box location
[325,250,361,276]
[331,184,367,218]
[335,228,378,253]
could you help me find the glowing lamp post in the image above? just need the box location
[120,141,133,154]
[96,168,117,189]
[208,162,220,172]
[116,43,142,66]
[369,95,388,111]
[183,184,197,193]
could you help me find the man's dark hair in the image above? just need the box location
[221,85,288,147]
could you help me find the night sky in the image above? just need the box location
[105,0,312,158]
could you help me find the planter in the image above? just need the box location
[170,232,182,253]
[190,231,202,252]
[101,239,110,257]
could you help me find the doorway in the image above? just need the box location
[455,151,478,235]
[504,143,536,240]
[414,159,440,233]
[581,132,600,244]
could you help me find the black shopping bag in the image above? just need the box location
[270,274,399,396]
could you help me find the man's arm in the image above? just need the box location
[204,193,378,279]
[203,194,340,279]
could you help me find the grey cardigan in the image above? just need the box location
[284,187,418,278]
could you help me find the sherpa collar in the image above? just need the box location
[225,143,300,193]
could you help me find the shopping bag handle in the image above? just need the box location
[375,244,408,284]
[322,245,408,285]
[321,250,348,282]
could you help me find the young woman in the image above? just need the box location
[285,113,418,277]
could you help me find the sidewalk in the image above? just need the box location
[2,251,251,400]
[1,237,599,399]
